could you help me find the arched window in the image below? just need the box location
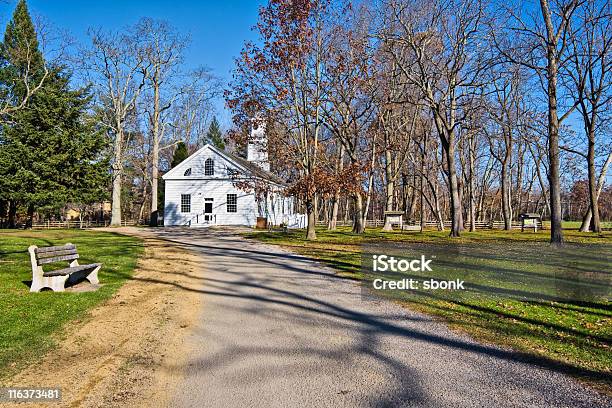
[183,168,192,176]
[204,158,214,176]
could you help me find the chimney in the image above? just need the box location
[247,119,269,172]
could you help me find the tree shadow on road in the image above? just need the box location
[114,228,611,406]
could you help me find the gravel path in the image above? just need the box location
[151,228,610,408]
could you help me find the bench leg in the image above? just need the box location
[30,278,44,293]
[31,275,69,292]
[86,265,101,285]
[49,275,69,292]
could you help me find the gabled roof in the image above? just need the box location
[218,147,286,185]
[162,143,286,186]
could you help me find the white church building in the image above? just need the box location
[162,125,302,228]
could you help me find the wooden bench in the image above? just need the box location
[28,243,101,292]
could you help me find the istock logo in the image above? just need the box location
[372,254,433,272]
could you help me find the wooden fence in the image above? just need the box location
[317,219,542,230]
[31,220,141,229]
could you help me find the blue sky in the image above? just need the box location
[0,0,267,127]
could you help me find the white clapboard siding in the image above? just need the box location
[164,179,258,226]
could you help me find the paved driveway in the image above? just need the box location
[149,228,609,408]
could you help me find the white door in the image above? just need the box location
[203,198,215,224]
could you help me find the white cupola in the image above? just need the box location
[247,119,269,172]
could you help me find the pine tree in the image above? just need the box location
[207,117,225,150]
[171,142,189,168]
[1,70,109,224]
[0,0,45,226]
[0,0,45,101]
[0,1,109,227]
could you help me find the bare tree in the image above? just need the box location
[495,0,582,243]
[228,0,331,240]
[373,50,420,231]
[167,67,220,150]
[322,16,377,234]
[579,151,611,229]
[137,18,189,226]
[483,66,526,230]
[84,27,150,226]
[327,142,344,230]
[563,0,611,232]
[381,0,489,237]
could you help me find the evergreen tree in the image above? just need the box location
[171,142,189,168]
[0,0,45,227]
[206,116,225,150]
[0,70,109,224]
[0,0,45,100]
[0,1,109,226]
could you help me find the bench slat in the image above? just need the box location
[37,254,79,265]
[35,248,78,259]
[43,263,101,277]
[35,244,76,254]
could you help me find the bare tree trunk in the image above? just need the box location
[111,129,123,226]
[586,128,600,232]
[457,177,465,231]
[445,143,462,237]
[306,199,316,240]
[353,194,365,234]
[382,149,395,231]
[501,164,512,230]
[344,198,350,224]
[516,142,525,215]
[328,145,344,230]
[420,134,427,232]
[408,188,418,220]
[363,188,373,230]
[361,142,377,231]
[328,196,339,230]
[547,105,564,243]
[433,184,445,231]
[529,144,551,216]
[420,173,425,232]
[138,191,149,223]
[580,152,611,231]
[150,71,161,227]
[540,0,566,244]
[468,136,476,232]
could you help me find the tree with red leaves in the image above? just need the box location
[227,0,331,240]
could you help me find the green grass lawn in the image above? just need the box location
[246,227,612,390]
[0,229,143,379]
[544,221,612,230]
